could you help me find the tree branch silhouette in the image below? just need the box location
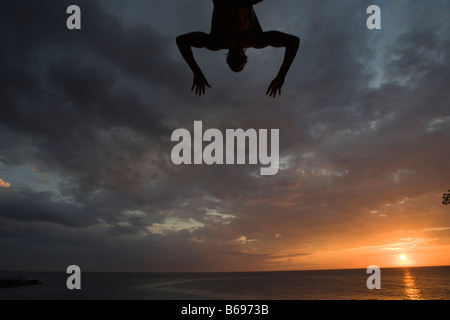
[443,190,450,205]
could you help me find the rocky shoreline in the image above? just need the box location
[0,277,42,289]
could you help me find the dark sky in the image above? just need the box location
[1,0,449,272]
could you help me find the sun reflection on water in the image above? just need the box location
[403,269,422,300]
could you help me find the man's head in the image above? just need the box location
[226,48,248,73]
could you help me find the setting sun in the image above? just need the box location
[397,254,415,267]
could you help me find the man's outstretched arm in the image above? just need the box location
[176,32,211,96]
[261,31,300,97]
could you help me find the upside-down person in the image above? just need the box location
[176,0,300,97]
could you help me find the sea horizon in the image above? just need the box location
[2,264,449,274]
[1,265,450,300]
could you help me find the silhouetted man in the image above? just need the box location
[176,0,300,97]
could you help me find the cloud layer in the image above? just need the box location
[0,0,449,272]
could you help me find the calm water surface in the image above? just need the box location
[1,266,449,300]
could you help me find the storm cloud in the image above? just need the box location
[0,0,449,272]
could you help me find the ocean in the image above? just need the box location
[1,266,449,300]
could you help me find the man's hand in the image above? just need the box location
[266,76,284,98]
[191,73,211,96]
[260,31,299,97]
